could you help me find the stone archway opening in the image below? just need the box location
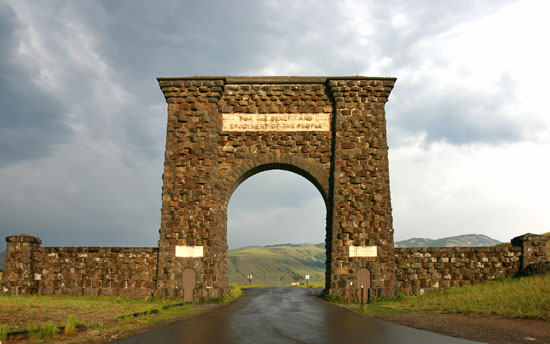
[226,167,328,287]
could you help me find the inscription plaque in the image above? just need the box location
[349,245,377,258]
[175,246,204,258]
[222,113,330,131]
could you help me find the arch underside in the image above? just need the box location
[219,154,330,210]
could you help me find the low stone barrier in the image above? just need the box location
[395,233,548,296]
[1,235,157,297]
[1,233,547,298]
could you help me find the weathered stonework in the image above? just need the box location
[1,235,157,297]
[156,76,397,300]
[394,233,548,296]
[2,76,548,302]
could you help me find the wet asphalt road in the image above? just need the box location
[114,287,481,344]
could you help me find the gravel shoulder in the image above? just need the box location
[376,313,550,344]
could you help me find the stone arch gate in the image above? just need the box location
[155,76,398,301]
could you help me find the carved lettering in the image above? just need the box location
[223,113,330,131]
[349,245,377,257]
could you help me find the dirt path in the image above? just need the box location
[376,313,550,344]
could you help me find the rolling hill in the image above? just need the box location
[228,243,325,285]
[394,234,501,248]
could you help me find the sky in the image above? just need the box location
[1,0,549,252]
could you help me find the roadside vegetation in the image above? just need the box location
[0,284,253,342]
[361,273,550,320]
[0,294,197,341]
[227,283,264,300]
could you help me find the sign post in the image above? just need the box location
[305,274,310,286]
[247,274,253,286]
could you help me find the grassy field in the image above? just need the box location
[361,273,550,320]
[0,294,197,341]
[0,285,252,342]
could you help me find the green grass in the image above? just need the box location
[0,323,8,341]
[0,294,182,313]
[42,321,60,339]
[0,294,195,335]
[225,283,264,302]
[89,322,106,330]
[0,285,254,340]
[361,274,550,320]
[64,314,78,335]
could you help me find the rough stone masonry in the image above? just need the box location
[2,76,548,301]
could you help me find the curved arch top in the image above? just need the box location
[219,155,330,209]
[156,76,397,301]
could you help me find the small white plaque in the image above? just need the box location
[175,245,203,258]
[305,275,310,280]
[349,245,377,257]
[222,113,330,132]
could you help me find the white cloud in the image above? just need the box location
[384,0,550,145]
[390,136,550,242]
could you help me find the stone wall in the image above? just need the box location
[1,235,157,297]
[1,233,548,299]
[395,233,548,296]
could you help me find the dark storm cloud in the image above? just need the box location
[91,0,360,78]
[0,3,70,167]
[52,0,366,164]
[65,0,524,149]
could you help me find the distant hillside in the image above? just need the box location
[395,234,501,248]
[228,243,325,285]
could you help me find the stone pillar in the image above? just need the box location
[327,78,397,300]
[156,78,225,300]
[1,234,41,295]
[512,233,549,270]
